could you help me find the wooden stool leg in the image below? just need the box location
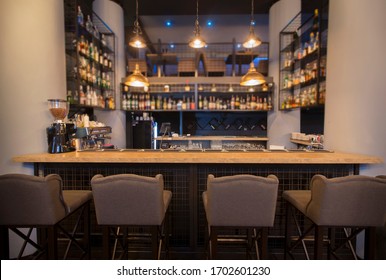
[83,202,90,259]
[365,227,376,259]
[0,226,10,259]
[47,226,58,259]
[261,227,268,260]
[210,227,218,260]
[151,226,158,259]
[314,225,324,259]
[103,226,111,260]
[284,202,292,259]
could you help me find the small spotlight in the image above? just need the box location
[251,20,256,26]
[206,20,214,27]
[237,43,242,48]
[169,44,175,49]
[165,20,173,27]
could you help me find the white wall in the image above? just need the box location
[93,0,126,149]
[0,0,66,173]
[325,0,386,176]
[0,0,66,258]
[267,0,301,148]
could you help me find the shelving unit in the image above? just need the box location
[279,3,328,111]
[121,78,274,113]
[122,77,273,148]
[64,0,116,111]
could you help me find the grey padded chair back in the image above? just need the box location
[205,174,279,227]
[306,175,386,227]
[91,174,167,225]
[0,173,67,225]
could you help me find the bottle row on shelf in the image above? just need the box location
[282,31,320,69]
[67,85,115,110]
[77,6,112,50]
[122,83,271,94]
[282,59,326,90]
[280,82,325,109]
[76,56,113,90]
[77,36,113,70]
[122,93,273,111]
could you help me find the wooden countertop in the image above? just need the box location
[13,150,383,164]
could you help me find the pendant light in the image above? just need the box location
[240,62,265,86]
[124,64,149,88]
[242,0,262,49]
[129,0,146,48]
[189,0,206,48]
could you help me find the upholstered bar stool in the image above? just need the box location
[91,174,172,259]
[0,173,92,260]
[202,174,279,259]
[283,174,386,260]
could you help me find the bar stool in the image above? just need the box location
[0,173,92,260]
[202,174,279,259]
[91,174,172,259]
[283,174,386,259]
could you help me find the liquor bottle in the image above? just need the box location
[190,98,196,110]
[109,96,115,109]
[108,55,112,69]
[203,96,208,110]
[79,85,86,105]
[312,9,319,32]
[78,35,85,53]
[94,44,99,62]
[88,42,93,59]
[263,98,268,110]
[267,96,273,110]
[77,6,84,26]
[151,96,155,110]
[122,94,127,110]
[235,95,240,109]
[126,93,133,110]
[103,53,108,68]
[198,95,203,109]
[86,15,93,33]
[182,96,187,110]
[99,50,103,65]
[146,94,151,110]
[67,91,73,104]
[106,74,111,89]
[86,86,92,106]
[250,95,257,110]
[231,95,235,110]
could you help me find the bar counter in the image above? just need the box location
[13,150,382,258]
[13,149,382,164]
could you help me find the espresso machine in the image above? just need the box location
[46,99,76,153]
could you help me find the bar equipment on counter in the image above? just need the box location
[75,125,112,150]
[46,99,76,153]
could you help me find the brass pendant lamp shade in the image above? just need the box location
[243,0,262,48]
[129,0,146,48]
[129,34,146,49]
[189,0,206,48]
[240,62,265,86]
[124,64,149,88]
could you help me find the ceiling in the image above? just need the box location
[113,0,279,23]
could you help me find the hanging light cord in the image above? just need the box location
[194,0,201,35]
[249,0,255,32]
[133,0,142,35]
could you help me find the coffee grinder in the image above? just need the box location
[46,99,75,153]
